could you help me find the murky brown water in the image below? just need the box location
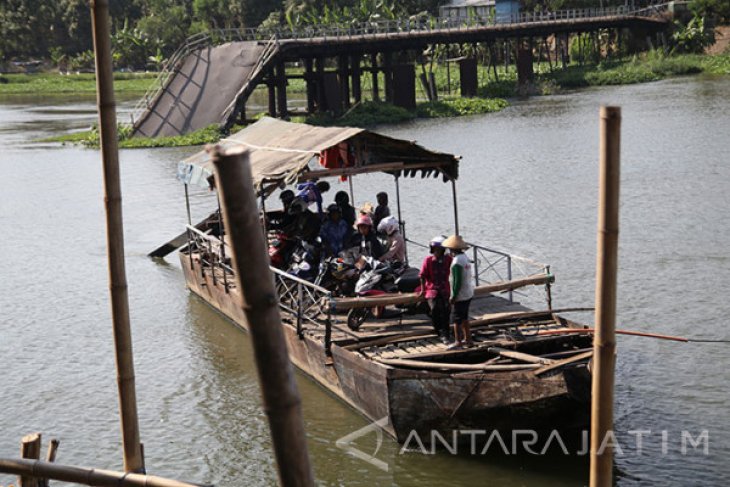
[1,76,729,486]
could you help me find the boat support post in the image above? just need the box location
[394,174,408,265]
[451,177,460,235]
[184,184,192,225]
[211,146,315,487]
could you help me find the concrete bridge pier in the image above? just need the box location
[370,53,380,101]
[517,39,535,88]
[304,58,316,114]
[351,54,362,104]
[276,60,288,119]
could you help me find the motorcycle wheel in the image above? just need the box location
[347,308,370,331]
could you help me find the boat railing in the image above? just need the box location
[185,225,337,353]
[405,237,553,308]
[270,267,335,346]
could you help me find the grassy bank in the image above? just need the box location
[45,97,508,148]
[0,72,158,94]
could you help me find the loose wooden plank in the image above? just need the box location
[533,350,593,376]
[488,347,555,365]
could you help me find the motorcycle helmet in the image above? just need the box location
[429,236,445,249]
[377,216,399,236]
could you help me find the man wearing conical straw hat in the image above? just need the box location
[443,235,475,349]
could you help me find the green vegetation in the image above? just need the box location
[42,123,225,149]
[545,52,730,89]
[0,72,157,94]
[416,97,508,118]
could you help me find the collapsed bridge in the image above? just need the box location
[131,5,670,138]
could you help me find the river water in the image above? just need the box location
[1,76,729,486]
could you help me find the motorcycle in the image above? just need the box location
[314,256,358,296]
[346,258,424,331]
[287,239,322,281]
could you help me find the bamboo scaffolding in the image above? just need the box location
[210,146,315,487]
[0,459,207,487]
[90,0,143,473]
[590,105,621,487]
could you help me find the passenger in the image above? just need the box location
[376,216,405,264]
[443,235,475,349]
[373,191,391,228]
[296,180,330,217]
[280,189,295,212]
[335,190,356,228]
[347,214,384,260]
[418,236,453,344]
[288,197,321,243]
[272,189,296,232]
[320,204,350,257]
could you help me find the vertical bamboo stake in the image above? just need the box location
[211,146,315,487]
[590,106,621,487]
[90,0,144,473]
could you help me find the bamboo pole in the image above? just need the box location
[590,105,621,487]
[0,459,207,487]
[90,0,143,473]
[210,146,315,487]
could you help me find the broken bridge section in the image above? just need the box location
[132,41,273,138]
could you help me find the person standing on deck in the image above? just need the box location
[443,235,475,349]
[419,236,453,344]
[335,190,356,228]
[373,192,391,228]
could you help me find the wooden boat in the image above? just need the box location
[170,117,594,443]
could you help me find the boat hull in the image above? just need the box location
[180,252,591,442]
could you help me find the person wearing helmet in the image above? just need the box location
[296,180,331,218]
[347,213,383,260]
[270,189,297,232]
[418,236,453,343]
[320,203,350,257]
[443,235,474,349]
[377,215,405,264]
[335,190,356,227]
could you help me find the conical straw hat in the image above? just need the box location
[442,234,468,250]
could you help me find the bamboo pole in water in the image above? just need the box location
[90,0,144,473]
[590,106,621,487]
[211,146,315,487]
[0,459,207,487]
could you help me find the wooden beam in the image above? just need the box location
[488,346,555,365]
[533,350,593,376]
[377,357,541,372]
[332,273,554,311]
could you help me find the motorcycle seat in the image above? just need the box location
[395,267,420,293]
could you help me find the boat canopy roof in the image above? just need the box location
[177,117,459,192]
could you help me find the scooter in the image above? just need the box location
[346,258,423,331]
[314,256,358,296]
[287,239,322,281]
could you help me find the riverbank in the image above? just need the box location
[32,51,730,148]
[0,72,158,94]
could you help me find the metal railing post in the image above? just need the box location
[472,247,480,286]
[297,282,304,338]
[507,255,513,303]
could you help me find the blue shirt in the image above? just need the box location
[296,182,323,216]
[320,219,350,256]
